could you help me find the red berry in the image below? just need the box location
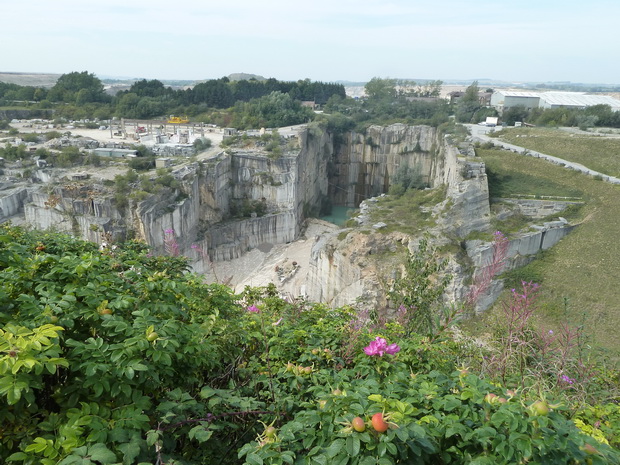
[371,413,389,433]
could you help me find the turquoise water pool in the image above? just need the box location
[320,206,356,226]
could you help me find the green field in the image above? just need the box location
[492,127,620,177]
[475,146,620,358]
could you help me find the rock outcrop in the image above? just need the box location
[305,125,493,308]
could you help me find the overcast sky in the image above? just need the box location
[2,0,618,84]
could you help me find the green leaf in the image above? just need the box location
[326,439,345,458]
[88,443,117,463]
[311,455,327,465]
[146,430,161,447]
[118,441,141,464]
[246,453,264,465]
[359,456,377,465]
[346,436,360,457]
[395,426,409,441]
[189,425,213,442]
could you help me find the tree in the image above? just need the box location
[455,81,482,123]
[191,79,234,108]
[502,105,530,126]
[49,71,109,104]
[364,77,397,101]
[115,92,140,118]
[129,79,167,98]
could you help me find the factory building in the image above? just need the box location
[490,91,541,112]
[490,90,620,113]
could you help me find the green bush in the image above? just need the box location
[128,156,155,171]
[0,225,618,464]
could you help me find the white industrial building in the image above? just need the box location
[538,92,620,110]
[490,91,541,112]
[490,90,620,113]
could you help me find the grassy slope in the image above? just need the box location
[475,146,620,358]
[492,127,620,177]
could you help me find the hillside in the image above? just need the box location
[474,133,620,357]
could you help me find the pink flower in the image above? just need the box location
[272,317,283,326]
[385,343,401,355]
[363,337,400,357]
[247,305,260,313]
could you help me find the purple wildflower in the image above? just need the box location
[560,374,575,385]
[247,305,260,313]
[363,337,400,357]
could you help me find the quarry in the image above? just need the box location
[0,120,576,312]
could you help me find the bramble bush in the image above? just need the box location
[0,224,619,464]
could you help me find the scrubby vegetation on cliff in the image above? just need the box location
[1,224,619,464]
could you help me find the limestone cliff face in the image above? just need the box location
[306,229,411,308]
[331,124,441,206]
[25,187,124,243]
[0,187,29,220]
[305,124,490,308]
[303,121,572,310]
[194,127,332,261]
[21,127,333,262]
[329,124,490,237]
[13,122,572,314]
[438,142,491,237]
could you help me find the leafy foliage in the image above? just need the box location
[0,224,618,464]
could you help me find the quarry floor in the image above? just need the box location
[200,219,339,297]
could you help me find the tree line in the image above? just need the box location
[3,73,619,132]
[0,72,346,124]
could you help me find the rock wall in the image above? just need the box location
[17,127,332,262]
[329,124,489,237]
[306,124,493,308]
[0,187,29,220]
[306,230,408,308]
[25,189,123,242]
[439,145,491,237]
[465,220,576,312]
[331,124,441,206]
[203,211,297,262]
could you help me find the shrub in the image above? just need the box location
[0,225,618,464]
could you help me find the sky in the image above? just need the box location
[2,0,619,85]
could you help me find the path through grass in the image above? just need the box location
[491,127,620,177]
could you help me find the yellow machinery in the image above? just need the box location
[167,116,189,124]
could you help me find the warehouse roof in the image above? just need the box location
[493,90,620,111]
[496,91,541,98]
[539,92,620,109]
